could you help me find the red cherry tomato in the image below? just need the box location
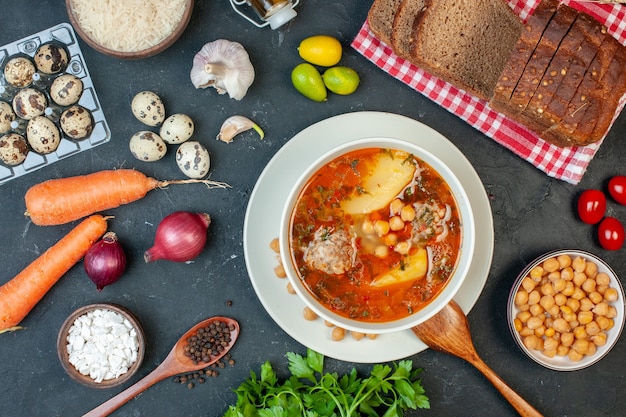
[577,189,606,224]
[598,217,625,250]
[608,176,626,205]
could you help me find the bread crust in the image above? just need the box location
[368,0,404,46]
[391,0,427,59]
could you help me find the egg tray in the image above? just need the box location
[0,22,110,186]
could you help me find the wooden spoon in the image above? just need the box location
[82,316,240,417]
[412,300,543,417]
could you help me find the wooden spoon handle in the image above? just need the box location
[468,354,543,417]
[82,365,172,417]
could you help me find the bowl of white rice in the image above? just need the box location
[57,303,145,388]
[66,0,194,59]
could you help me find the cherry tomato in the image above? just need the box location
[577,189,606,224]
[608,175,626,205]
[598,217,625,250]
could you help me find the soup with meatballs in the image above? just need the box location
[289,147,462,323]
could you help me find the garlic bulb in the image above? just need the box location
[190,40,255,100]
[217,115,264,143]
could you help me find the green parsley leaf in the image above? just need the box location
[224,349,429,417]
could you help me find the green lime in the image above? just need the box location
[291,63,327,102]
[322,66,360,95]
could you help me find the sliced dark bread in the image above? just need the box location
[537,14,606,128]
[408,0,522,101]
[541,34,623,147]
[490,0,559,112]
[508,4,578,114]
[368,0,404,46]
[568,39,626,143]
[390,0,427,59]
[520,12,604,131]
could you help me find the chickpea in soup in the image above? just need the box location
[289,148,462,323]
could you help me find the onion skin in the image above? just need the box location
[84,232,127,291]
[144,212,212,263]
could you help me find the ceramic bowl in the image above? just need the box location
[57,303,145,388]
[279,137,476,334]
[65,0,194,59]
[508,249,625,371]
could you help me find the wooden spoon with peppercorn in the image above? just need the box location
[82,317,240,417]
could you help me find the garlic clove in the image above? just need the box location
[217,115,265,143]
[190,39,255,100]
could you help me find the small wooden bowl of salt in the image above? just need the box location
[57,303,145,388]
[65,0,194,59]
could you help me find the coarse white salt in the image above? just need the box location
[66,308,139,383]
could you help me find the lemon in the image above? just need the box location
[291,63,327,102]
[298,35,342,67]
[322,66,360,95]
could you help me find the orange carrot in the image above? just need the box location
[0,215,108,333]
[24,169,230,226]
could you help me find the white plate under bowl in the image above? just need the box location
[243,111,494,363]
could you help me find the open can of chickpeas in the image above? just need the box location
[508,249,625,371]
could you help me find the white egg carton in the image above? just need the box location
[0,22,110,185]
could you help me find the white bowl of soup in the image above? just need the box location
[279,137,476,334]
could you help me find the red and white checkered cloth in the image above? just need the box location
[352,0,626,184]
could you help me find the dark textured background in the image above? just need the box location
[1,1,625,416]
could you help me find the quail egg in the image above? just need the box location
[60,105,93,140]
[0,132,29,166]
[176,141,210,179]
[34,43,69,74]
[50,74,83,106]
[160,113,194,144]
[0,101,15,134]
[3,56,36,88]
[129,131,167,161]
[131,91,165,126]
[27,116,61,154]
[13,88,47,120]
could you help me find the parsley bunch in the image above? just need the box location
[223,348,429,417]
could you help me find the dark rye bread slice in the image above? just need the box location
[569,39,626,143]
[536,14,606,128]
[390,0,426,59]
[519,12,604,131]
[408,0,522,101]
[541,34,624,147]
[368,0,404,46]
[490,0,559,112]
[507,4,579,115]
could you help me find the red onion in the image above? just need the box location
[84,232,127,291]
[144,212,212,263]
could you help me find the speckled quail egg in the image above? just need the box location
[0,101,15,134]
[3,56,36,88]
[60,105,93,140]
[50,74,83,106]
[131,91,165,126]
[13,88,47,120]
[34,43,69,74]
[0,133,29,166]
[176,141,210,179]
[129,131,167,162]
[26,115,61,154]
[159,113,194,144]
